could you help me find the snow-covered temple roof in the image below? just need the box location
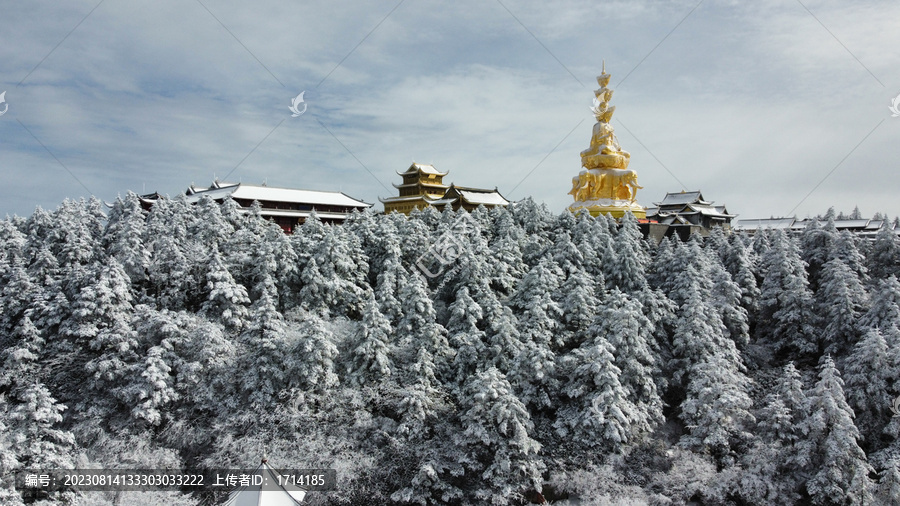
[655,191,710,207]
[735,217,898,236]
[734,218,797,230]
[185,182,371,209]
[453,187,510,207]
[396,162,448,177]
[223,460,306,506]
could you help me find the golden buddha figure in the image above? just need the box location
[567,61,646,219]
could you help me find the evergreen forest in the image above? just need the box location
[3,193,900,505]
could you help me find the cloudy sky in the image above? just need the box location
[2,0,898,221]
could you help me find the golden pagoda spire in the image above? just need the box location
[567,62,646,219]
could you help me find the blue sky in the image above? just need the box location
[2,0,898,220]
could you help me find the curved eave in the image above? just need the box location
[380,195,430,204]
[396,169,449,177]
[392,182,450,189]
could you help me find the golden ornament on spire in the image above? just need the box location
[568,63,646,219]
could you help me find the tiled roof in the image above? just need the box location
[186,182,371,208]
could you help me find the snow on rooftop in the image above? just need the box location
[186,183,371,208]
[734,218,795,230]
[397,163,447,176]
[687,204,735,217]
[413,163,443,174]
[657,191,705,206]
[457,189,509,206]
[832,219,871,229]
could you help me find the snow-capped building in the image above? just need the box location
[646,191,736,232]
[380,163,510,214]
[141,181,372,232]
[734,217,895,238]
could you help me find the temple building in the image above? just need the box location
[142,180,371,232]
[567,63,646,219]
[380,163,510,214]
[645,191,736,231]
[734,216,894,238]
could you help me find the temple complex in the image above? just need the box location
[141,180,371,232]
[568,63,646,219]
[646,191,736,230]
[381,163,510,214]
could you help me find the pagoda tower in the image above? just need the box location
[567,63,646,219]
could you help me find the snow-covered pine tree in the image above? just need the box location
[128,307,234,418]
[709,254,750,348]
[729,362,812,503]
[27,244,60,290]
[725,392,801,505]
[446,286,487,384]
[200,246,250,331]
[750,227,771,257]
[22,205,54,259]
[488,232,527,297]
[189,194,234,252]
[287,313,339,397]
[221,201,271,288]
[556,329,642,452]
[723,232,761,315]
[147,234,195,310]
[593,289,663,434]
[605,212,650,294]
[647,235,676,291]
[663,237,708,307]
[346,294,394,387]
[550,229,583,277]
[778,362,808,427]
[508,256,564,346]
[860,275,900,332]
[0,259,39,337]
[507,258,563,409]
[475,283,523,373]
[394,272,451,376]
[299,226,371,318]
[50,199,97,269]
[800,216,837,292]
[454,368,544,505]
[62,259,140,399]
[395,346,444,439]
[236,276,290,409]
[0,316,43,389]
[877,459,900,504]
[758,230,819,354]
[102,193,150,284]
[817,257,868,355]
[843,327,896,443]
[263,225,300,312]
[144,195,189,247]
[800,356,875,504]
[830,230,868,283]
[509,197,552,236]
[372,226,407,325]
[679,352,754,464]
[0,221,26,275]
[669,269,742,378]
[869,223,900,281]
[574,214,614,294]
[0,277,77,472]
[1,383,75,470]
[559,267,600,349]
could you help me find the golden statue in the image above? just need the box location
[568,62,646,219]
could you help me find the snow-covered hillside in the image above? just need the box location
[2,194,900,505]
